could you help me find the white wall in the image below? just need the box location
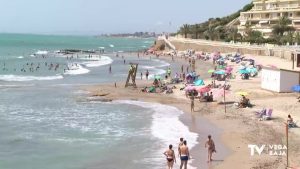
[280,71,299,92]
[261,69,281,92]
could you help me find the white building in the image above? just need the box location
[239,0,300,38]
[261,67,300,92]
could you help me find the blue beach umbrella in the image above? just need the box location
[246,67,257,74]
[194,79,205,86]
[292,85,300,92]
[239,69,250,74]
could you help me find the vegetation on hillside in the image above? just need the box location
[177,3,300,45]
[178,3,253,42]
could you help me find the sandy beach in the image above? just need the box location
[82,45,300,169]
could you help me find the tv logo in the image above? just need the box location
[248,145,265,156]
[248,144,287,156]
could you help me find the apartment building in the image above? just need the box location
[238,0,300,38]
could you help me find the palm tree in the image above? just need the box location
[205,26,216,40]
[295,32,300,45]
[272,16,295,37]
[227,27,239,42]
[191,24,201,39]
[180,24,190,38]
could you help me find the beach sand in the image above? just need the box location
[82,51,300,169]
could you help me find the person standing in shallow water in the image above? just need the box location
[179,140,190,169]
[205,135,216,163]
[163,144,176,169]
[109,65,112,74]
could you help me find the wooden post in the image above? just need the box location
[292,53,295,70]
[224,86,226,114]
[286,123,289,168]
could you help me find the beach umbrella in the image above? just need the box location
[236,91,249,96]
[239,69,250,74]
[246,67,258,74]
[184,85,196,91]
[292,85,300,92]
[211,88,230,98]
[196,86,211,93]
[225,66,233,72]
[208,69,215,73]
[214,70,226,75]
[194,79,205,86]
[154,75,161,80]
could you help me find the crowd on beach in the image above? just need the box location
[135,47,300,168]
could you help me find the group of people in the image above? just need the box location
[163,136,216,169]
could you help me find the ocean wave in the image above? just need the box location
[139,65,166,79]
[64,64,90,75]
[80,56,113,68]
[113,100,198,149]
[153,59,171,67]
[0,75,63,82]
[17,56,24,59]
[35,50,48,55]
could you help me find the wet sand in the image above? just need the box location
[82,52,300,169]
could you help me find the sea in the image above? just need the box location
[0,34,199,169]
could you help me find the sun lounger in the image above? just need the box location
[288,121,298,128]
[256,108,266,118]
[262,109,273,120]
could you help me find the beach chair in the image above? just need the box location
[288,121,298,128]
[262,109,273,120]
[256,108,266,118]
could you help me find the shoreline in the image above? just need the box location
[81,81,229,169]
[83,51,300,169]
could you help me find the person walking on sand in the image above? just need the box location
[146,70,149,80]
[163,144,176,169]
[205,135,216,163]
[190,95,195,112]
[179,140,190,169]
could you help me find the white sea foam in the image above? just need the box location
[35,50,48,55]
[109,44,114,48]
[148,69,166,79]
[113,100,198,148]
[64,64,90,75]
[153,59,171,67]
[81,56,113,67]
[17,56,24,59]
[144,41,153,44]
[113,100,198,169]
[0,75,63,82]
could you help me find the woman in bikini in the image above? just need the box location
[163,144,176,169]
[205,135,217,163]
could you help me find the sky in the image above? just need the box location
[0,0,251,35]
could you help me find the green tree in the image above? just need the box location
[191,24,201,39]
[272,16,295,44]
[295,32,300,45]
[247,30,264,44]
[180,24,191,38]
[227,27,240,42]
